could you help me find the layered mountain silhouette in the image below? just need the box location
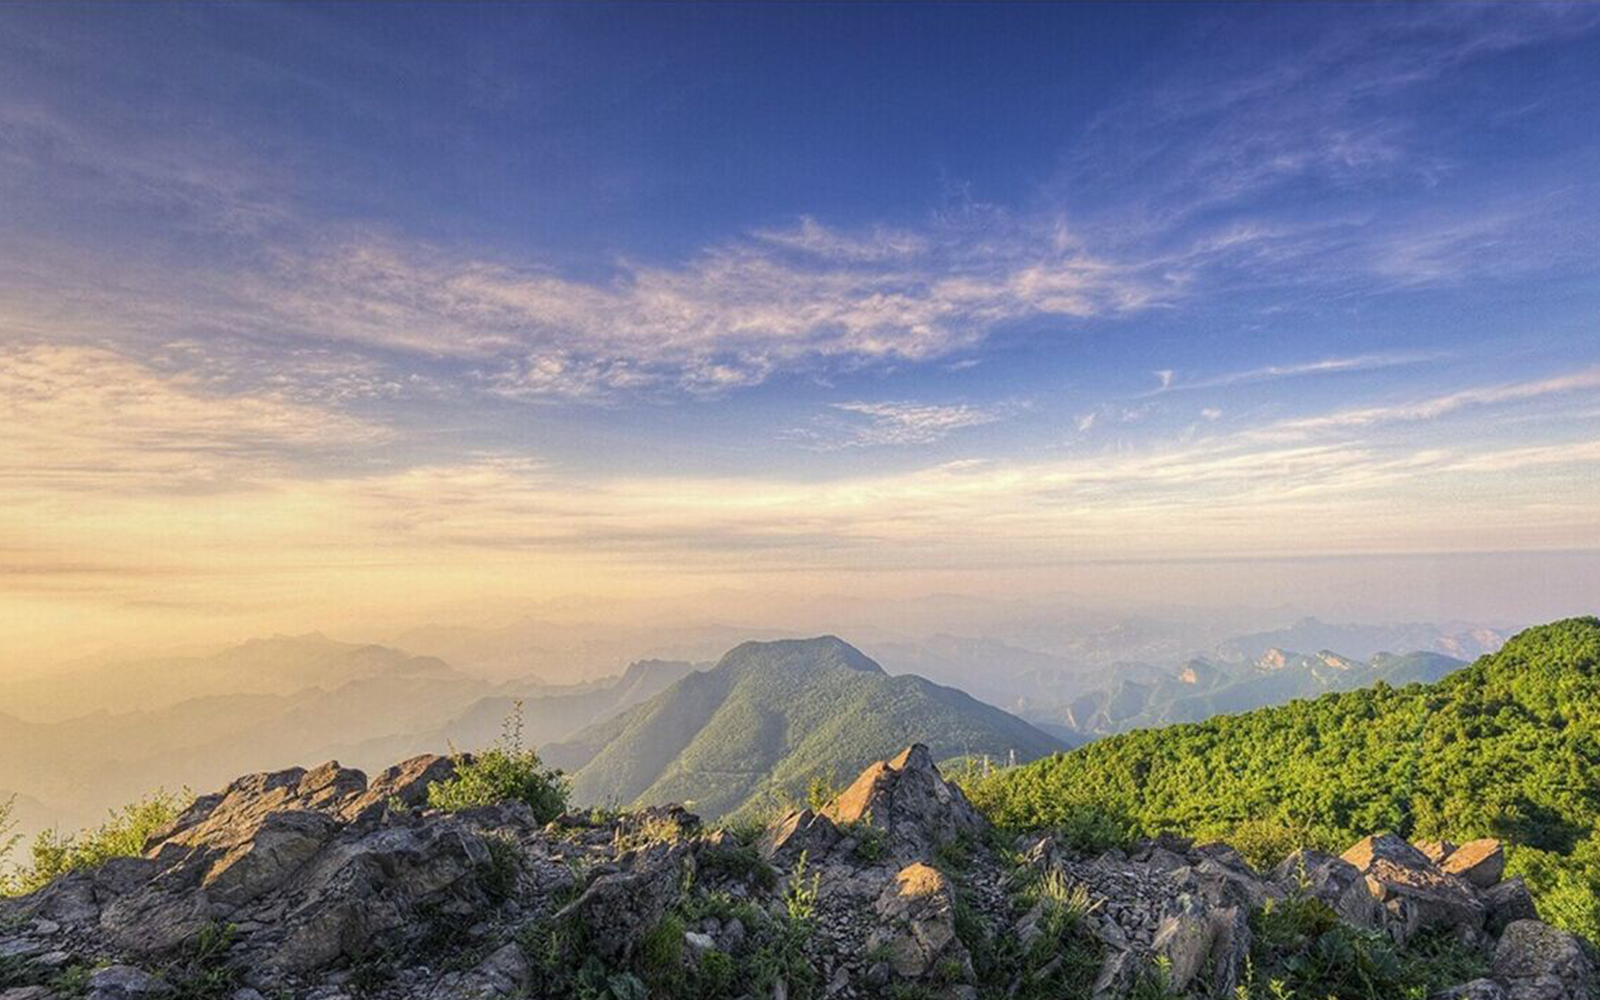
[542,636,1065,818]
[0,635,696,839]
[1040,646,1466,738]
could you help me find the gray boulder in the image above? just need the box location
[555,842,693,962]
[1492,920,1594,1000]
[342,754,458,821]
[1484,877,1539,935]
[1273,849,1379,928]
[427,942,531,999]
[760,809,841,865]
[868,862,973,985]
[86,965,170,1000]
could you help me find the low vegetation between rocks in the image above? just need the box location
[0,742,1594,1000]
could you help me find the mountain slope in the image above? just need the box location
[544,636,1064,818]
[976,616,1600,941]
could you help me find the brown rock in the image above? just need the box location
[201,810,338,907]
[1340,834,1484,942]
[1342,833,1432,872]
[759,809,840,865]
[1274,849,1379,928]
[1417,840,1459,866]
[341,754,458,821]
[1441,839,1505,889]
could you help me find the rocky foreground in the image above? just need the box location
[0,746,1592,1000]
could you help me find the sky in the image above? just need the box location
[3,3,1600,664]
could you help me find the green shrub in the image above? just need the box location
[784,851,820,922]
[698,841,778,891]
[695,949,736,999]
[987,865,1103,999]
[842,821,888,864]
[1507,836,1600,946]
[973,618,1600,944]
[163,920,239,1000]
[805,772,840,812]
[479,833,523,902]
[0,796,18,895]
[429,702,569,823]
[1220,817,1344,873]
[11,789,187,895]
[637,915,686,994]
[1245,890,1487,999]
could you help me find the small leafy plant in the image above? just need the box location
[429,701,569,823]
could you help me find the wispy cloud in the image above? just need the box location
[239,223,1171,400]
[1273,366,1600,434]
[1154,353,1437,394]
[792,400,1004,449]
[0,343,388,493]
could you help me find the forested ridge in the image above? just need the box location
[973,616,1600,942]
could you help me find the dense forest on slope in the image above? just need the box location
[972,617,1600,942]
[544,636,1065,818]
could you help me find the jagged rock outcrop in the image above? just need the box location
[759,808,841,865]
[820,743,987,864]
[1342,833,1486,944]
[1485,877,1541,935]
[0,746,1592,1000]
[1273,848,1379,927]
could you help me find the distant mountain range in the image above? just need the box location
[1210,616,1508,663]
[542,636,1065,819]
[0,615,1511,843]
[1035,647,1467,739]
[393,617,800,682]
[0,635,697,839]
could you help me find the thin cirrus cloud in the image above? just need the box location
[239,222,1171,401]
[794,400,1005,449]
[1268,366,1600,436]
[0,342,388,493]
[1149,353,1439,395]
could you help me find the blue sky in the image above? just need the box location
[3,3,1599,655]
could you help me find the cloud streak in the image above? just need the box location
[793,400,1004,449]
[239,221,1170,400]
[0,343,388,493]
[1152,353,1439,395]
